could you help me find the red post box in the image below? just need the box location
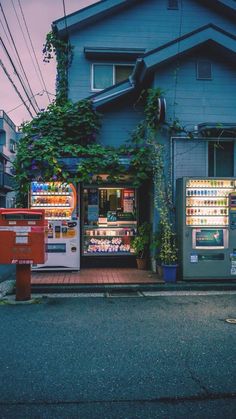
[0,209,47,300]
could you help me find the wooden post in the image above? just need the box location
[15,264,31,301]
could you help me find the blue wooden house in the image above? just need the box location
[53,0,236,269]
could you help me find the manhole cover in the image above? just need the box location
[225,318,236,324]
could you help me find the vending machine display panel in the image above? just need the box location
[192,228,228,249]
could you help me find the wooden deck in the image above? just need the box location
[31,268,163,285]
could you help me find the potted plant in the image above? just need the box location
[159,222,178,282]
[131,222,151,270]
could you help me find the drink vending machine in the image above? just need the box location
[30,181,80,270]
[176,177,236,280]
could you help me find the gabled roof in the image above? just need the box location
[53,0,139,36]
[53,0,236,36]
[133,24,236,82]
[91,24,236,108]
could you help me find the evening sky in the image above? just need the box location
[0,0,99,127]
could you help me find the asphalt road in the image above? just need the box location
[0,292,236,418]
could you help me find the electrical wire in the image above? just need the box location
[0,14,12,49]
[0,1,40,113]
[7,90,56,115]
[0,35,38,116]
[17,0,51,104]
[62,0,68,33]
[61,0,70,91]
[0,58,34,118]
[10,0,45,95]
[7,91,45,114]
[172,0,184,120]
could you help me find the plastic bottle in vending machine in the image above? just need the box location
[32,182,37,193]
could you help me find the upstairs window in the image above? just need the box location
[167,0,179,9]
[92,64,134,91]
[9,139,16,153]
[208,141,234,177]
[197,60,212,80]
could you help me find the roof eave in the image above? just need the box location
[53,0,139,36]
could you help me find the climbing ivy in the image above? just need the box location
[13,99,153,207]
[143,88,178,265]
[43,30,73,105]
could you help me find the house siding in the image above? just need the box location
[67,0,236,102]
[152,50,236,184]
[154,52,236,127]
[97,98,143,147]
[173,139,207,184]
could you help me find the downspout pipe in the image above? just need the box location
[130,57,144,84]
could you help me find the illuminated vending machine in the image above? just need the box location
[30,181,80,270]
[176,177,236,280]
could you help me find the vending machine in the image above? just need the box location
[176,177,236,280]
[30,181,80,270]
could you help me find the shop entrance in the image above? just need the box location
[81,185,138,268]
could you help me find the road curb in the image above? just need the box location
[31,281,236,294]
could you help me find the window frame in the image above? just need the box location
[9,139,16,153]
[91,63,134,92]
[208,140,234,177]
[196,60,212,80]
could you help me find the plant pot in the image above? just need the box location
[136,258,147,270]
[162,264,178,283]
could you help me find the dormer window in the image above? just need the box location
[92,64,134,91]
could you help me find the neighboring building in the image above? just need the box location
[0,110,19,208]
[0,111,19,282]
[52,0,236,271]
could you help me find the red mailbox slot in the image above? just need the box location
[0,209,47,300]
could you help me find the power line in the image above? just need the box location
[0,14,12,48]
[10,0,44,94]
[17,0,51,104]
[61,0,70,94]
[7,90,56,114]
[62,0,68,33]
[0,35,38,117]
[7,91,45,114]
[0,58,34,118]
[0,1,40,113]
